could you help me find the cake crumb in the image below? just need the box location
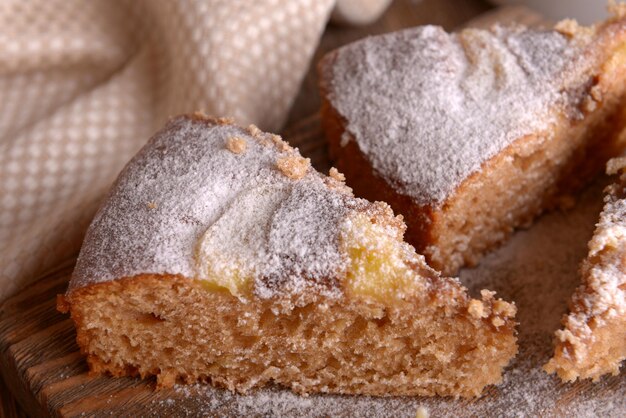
[590,85,603,102]
[493,300,516,318]
[329,167,346,182]
[468,299,487,319]
[192,110,208,119]
[217,116,235,125]
[147,202,157,209]
[415,406,429,418]
[271,134,291,152]
[226,136,247,154]
[556,18,595,38]
[276,155,310,180]
[190,112,233,125]
[606,156,626,175]
[609,0,626,19]
[247,124,262,137]
[492,317,505,327]
[555,19,577,35]
[157,370,177,388]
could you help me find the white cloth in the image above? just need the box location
[0,0,390,300]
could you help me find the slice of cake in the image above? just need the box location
[319,11,626,275]
[58,114,517,398]
[545,156,626,381]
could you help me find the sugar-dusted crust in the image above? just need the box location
[60,114,517,397]
[70,113,356,299]
[545,158,626,381]
[319,15,626,275]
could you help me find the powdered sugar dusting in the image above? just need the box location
[581,178,626,316]
[326,24,592,205]
[557,159,626,355]
[70,116,357,299]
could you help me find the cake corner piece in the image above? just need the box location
[544,156,626,382]
[59,113,518,398]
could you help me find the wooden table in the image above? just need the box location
[2,1,624,416]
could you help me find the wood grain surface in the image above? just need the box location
[1,2,624,417]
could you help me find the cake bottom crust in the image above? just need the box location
[59,274,517,398]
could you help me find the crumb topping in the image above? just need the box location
[555,19,580,37]
[492,317,505,327]
[468,299,487,319]
[492,300,517,318]
[326,24,594,205]
[329,167,346,182]
[247,124,262,137]
[276,155,310,180]
[555,19,595,39]
[271,134,291,152]
[226,136,247,154]
[191,110,208,119]
[217,116,235,125]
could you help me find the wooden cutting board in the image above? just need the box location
[1,3,624,417]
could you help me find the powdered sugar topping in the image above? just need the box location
[563,160,626,343]
[326,24,591,205]
[70,116,358,299]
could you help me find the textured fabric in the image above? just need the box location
[0,0,390,300]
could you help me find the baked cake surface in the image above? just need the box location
[323,25,588,205]
[545,156,626,381]
[59,114,517,398]
[69,115,351,299]
[320,14,626,275]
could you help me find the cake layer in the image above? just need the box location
[60,272,516,398]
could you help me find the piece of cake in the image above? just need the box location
[545,156,626,381]
[57,114,517,398]
[319,12,626,275]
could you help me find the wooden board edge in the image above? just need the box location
[1,348,50,418]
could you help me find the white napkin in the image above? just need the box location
[0,0,391,300]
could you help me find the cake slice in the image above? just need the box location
[58,114,517,398]
[545,156,626,381]
[319,11,626,275]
